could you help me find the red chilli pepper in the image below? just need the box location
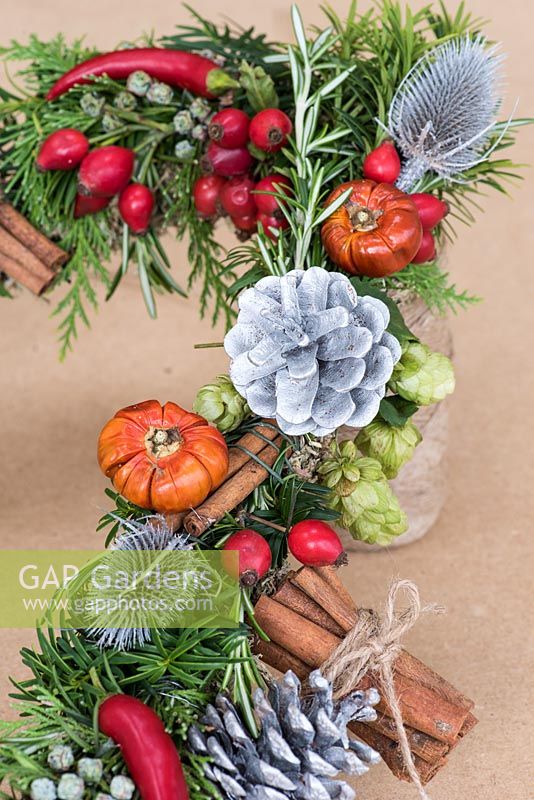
[46,48,237,101]
[99,694,189,800]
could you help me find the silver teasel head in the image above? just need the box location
[385,36,507,190]
[224,267,401,437]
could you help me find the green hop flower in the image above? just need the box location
[48,745,74,772]
[356,418,422,479]
[173,110,194,134]
[31,779,57,800]
[146,81,174,105]
[126,70,152,97]
[80,92,105,118]
[57,774,84,800]
[77,758,103,784]
[193,375,250,432]
[318,440,407,546]
[189,97,211,121]
[114,91,136,111]
[389,342,455,405]
[102,112,121,132]
[174,140,196,162]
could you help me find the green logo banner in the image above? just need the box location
[0,550,240,629]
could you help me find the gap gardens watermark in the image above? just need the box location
[0,550,240,629]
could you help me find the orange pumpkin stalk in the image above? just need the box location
[97,400,229,513]
[321,179,422,277]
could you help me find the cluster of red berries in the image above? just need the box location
[193,107,293,238]
[222,520,346,587]
[362,140,449,263]
[36,129,154,234]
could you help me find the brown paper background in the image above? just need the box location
[1,1,533,797]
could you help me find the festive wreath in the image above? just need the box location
[0,4,528,799]
[0,2,528,358]
[0,399,478,800]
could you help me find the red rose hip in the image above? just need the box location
[257,211,289,239]
[220,176,257,217]
[249,109,292,153]
[232,214,257,232]
[411,230,436,263]
[74,193,110,218]
[362,141,401,184]
[36,128,89,171]
[202,141,253,177]
[288,520,347,567]
[193,174,226,218]
[78,146,135,197]
[222,529,272,586]
[410,193,449,230]
[118,183,155,234]
[254,174,292,218]
[208,108,250,149]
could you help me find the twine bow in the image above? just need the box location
[322,579,443,800]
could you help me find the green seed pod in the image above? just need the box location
[172,110,194,134]
[389,342,455,405]
[113,91,137,111]
[109,776,135,800]
[76,758,103,784]
[126,70,152,97]
[48,745,74,772]
[30,779,57,800]
[80,93,105,118]
[191,124,207,141]
[101,112,121,132]
[146,81,174,105]
[193,375,250,433]
[174,140,196,162]
[189,97,211,121]
[57,774,84,800]
[356,418,422,479]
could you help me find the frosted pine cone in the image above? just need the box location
[224,268,401,436]
[187,669,380,799]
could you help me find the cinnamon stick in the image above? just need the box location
[356,672,467,746]
[349,722,447,785]
[0,227,56,295]
[253,567,477,784]
[226,422,279,479]
[313,565,356,611]
[183,436,283,536]
[254,593,341,666]
[0,251,53,295]
[253,636,309,680]
[254,593,465,746]
[274,581,346,637]
[366,715,449,763]
[0,203,68,269]
[293,567,476,723]
[290,568,357,633]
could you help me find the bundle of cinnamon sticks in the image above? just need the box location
[165,422,283,534]
[0,202,68,294]
[253,566,477,785]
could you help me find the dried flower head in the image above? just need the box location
[386,36,506,190]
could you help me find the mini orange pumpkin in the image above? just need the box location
[97,400,229,513]
[321,179,422,277]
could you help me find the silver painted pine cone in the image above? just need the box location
[225,268,401,436]
[187,669,380,799]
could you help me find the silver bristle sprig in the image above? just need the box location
[86,515,193,650]
[386,36,506,190]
